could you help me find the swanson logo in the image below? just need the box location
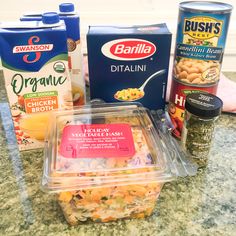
[13,36,53,63]
[101,39,156,61]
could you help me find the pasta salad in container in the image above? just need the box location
[41,102,197,225]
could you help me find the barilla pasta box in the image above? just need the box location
[0,13,73,151]
[87,24,172,110]
[21,3,86,106]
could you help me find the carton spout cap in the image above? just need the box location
[59,3,75,13]
[42,12,60,24]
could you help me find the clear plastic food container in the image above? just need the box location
[41,102,197,225]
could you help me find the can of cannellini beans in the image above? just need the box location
[169,1,233,138]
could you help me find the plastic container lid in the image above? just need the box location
[185,93,223,118]
[59,3,75,13]
[42,12,60,24]
[180,1,233,13]
[41,103,197,192]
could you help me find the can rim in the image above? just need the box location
[179,1,233,14]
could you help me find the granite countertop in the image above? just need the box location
[0,72,236,236]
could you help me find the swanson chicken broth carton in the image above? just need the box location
[21,3,86,106]
[87,24,172,110]
[0,13,73,151]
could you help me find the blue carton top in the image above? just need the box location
[20,9,80,41]
[0,20,68,72]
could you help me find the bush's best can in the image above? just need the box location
[169,1,233,139]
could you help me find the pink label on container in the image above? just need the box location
[59,124,135,158]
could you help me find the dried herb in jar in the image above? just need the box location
[181,93,223,167]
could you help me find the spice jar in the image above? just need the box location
[181,93,223,167]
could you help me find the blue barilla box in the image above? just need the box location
[87,24,172,110]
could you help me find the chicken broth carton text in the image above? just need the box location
[87,24,172,110]
[0,13,72,151]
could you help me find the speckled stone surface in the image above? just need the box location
[0,72,236,236]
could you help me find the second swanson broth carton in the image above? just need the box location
[0,13,73,151]
[21,3,86,106]
[59,3,85,106]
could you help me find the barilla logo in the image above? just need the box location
[183,17,222,39]
[101,38,156,61]
[13,36,53,63]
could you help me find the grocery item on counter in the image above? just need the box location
[0,13,73,151]
[169,79,218,138]
[168,1,233,139]
[41,102,197,225]
[59,3,85,106]
[181,93,223,167]
[21,3,86,106]
[87,24,172,110]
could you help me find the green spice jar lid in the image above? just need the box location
[185,93,223,118]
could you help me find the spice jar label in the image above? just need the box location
[181,121,214,158]
[59,124,136,158]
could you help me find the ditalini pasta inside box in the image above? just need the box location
[41,102,197,225]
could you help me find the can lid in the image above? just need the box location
[42,12,60,24]
[59,3,75,12]
[185,93,223,118]
[180,1,233,13]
